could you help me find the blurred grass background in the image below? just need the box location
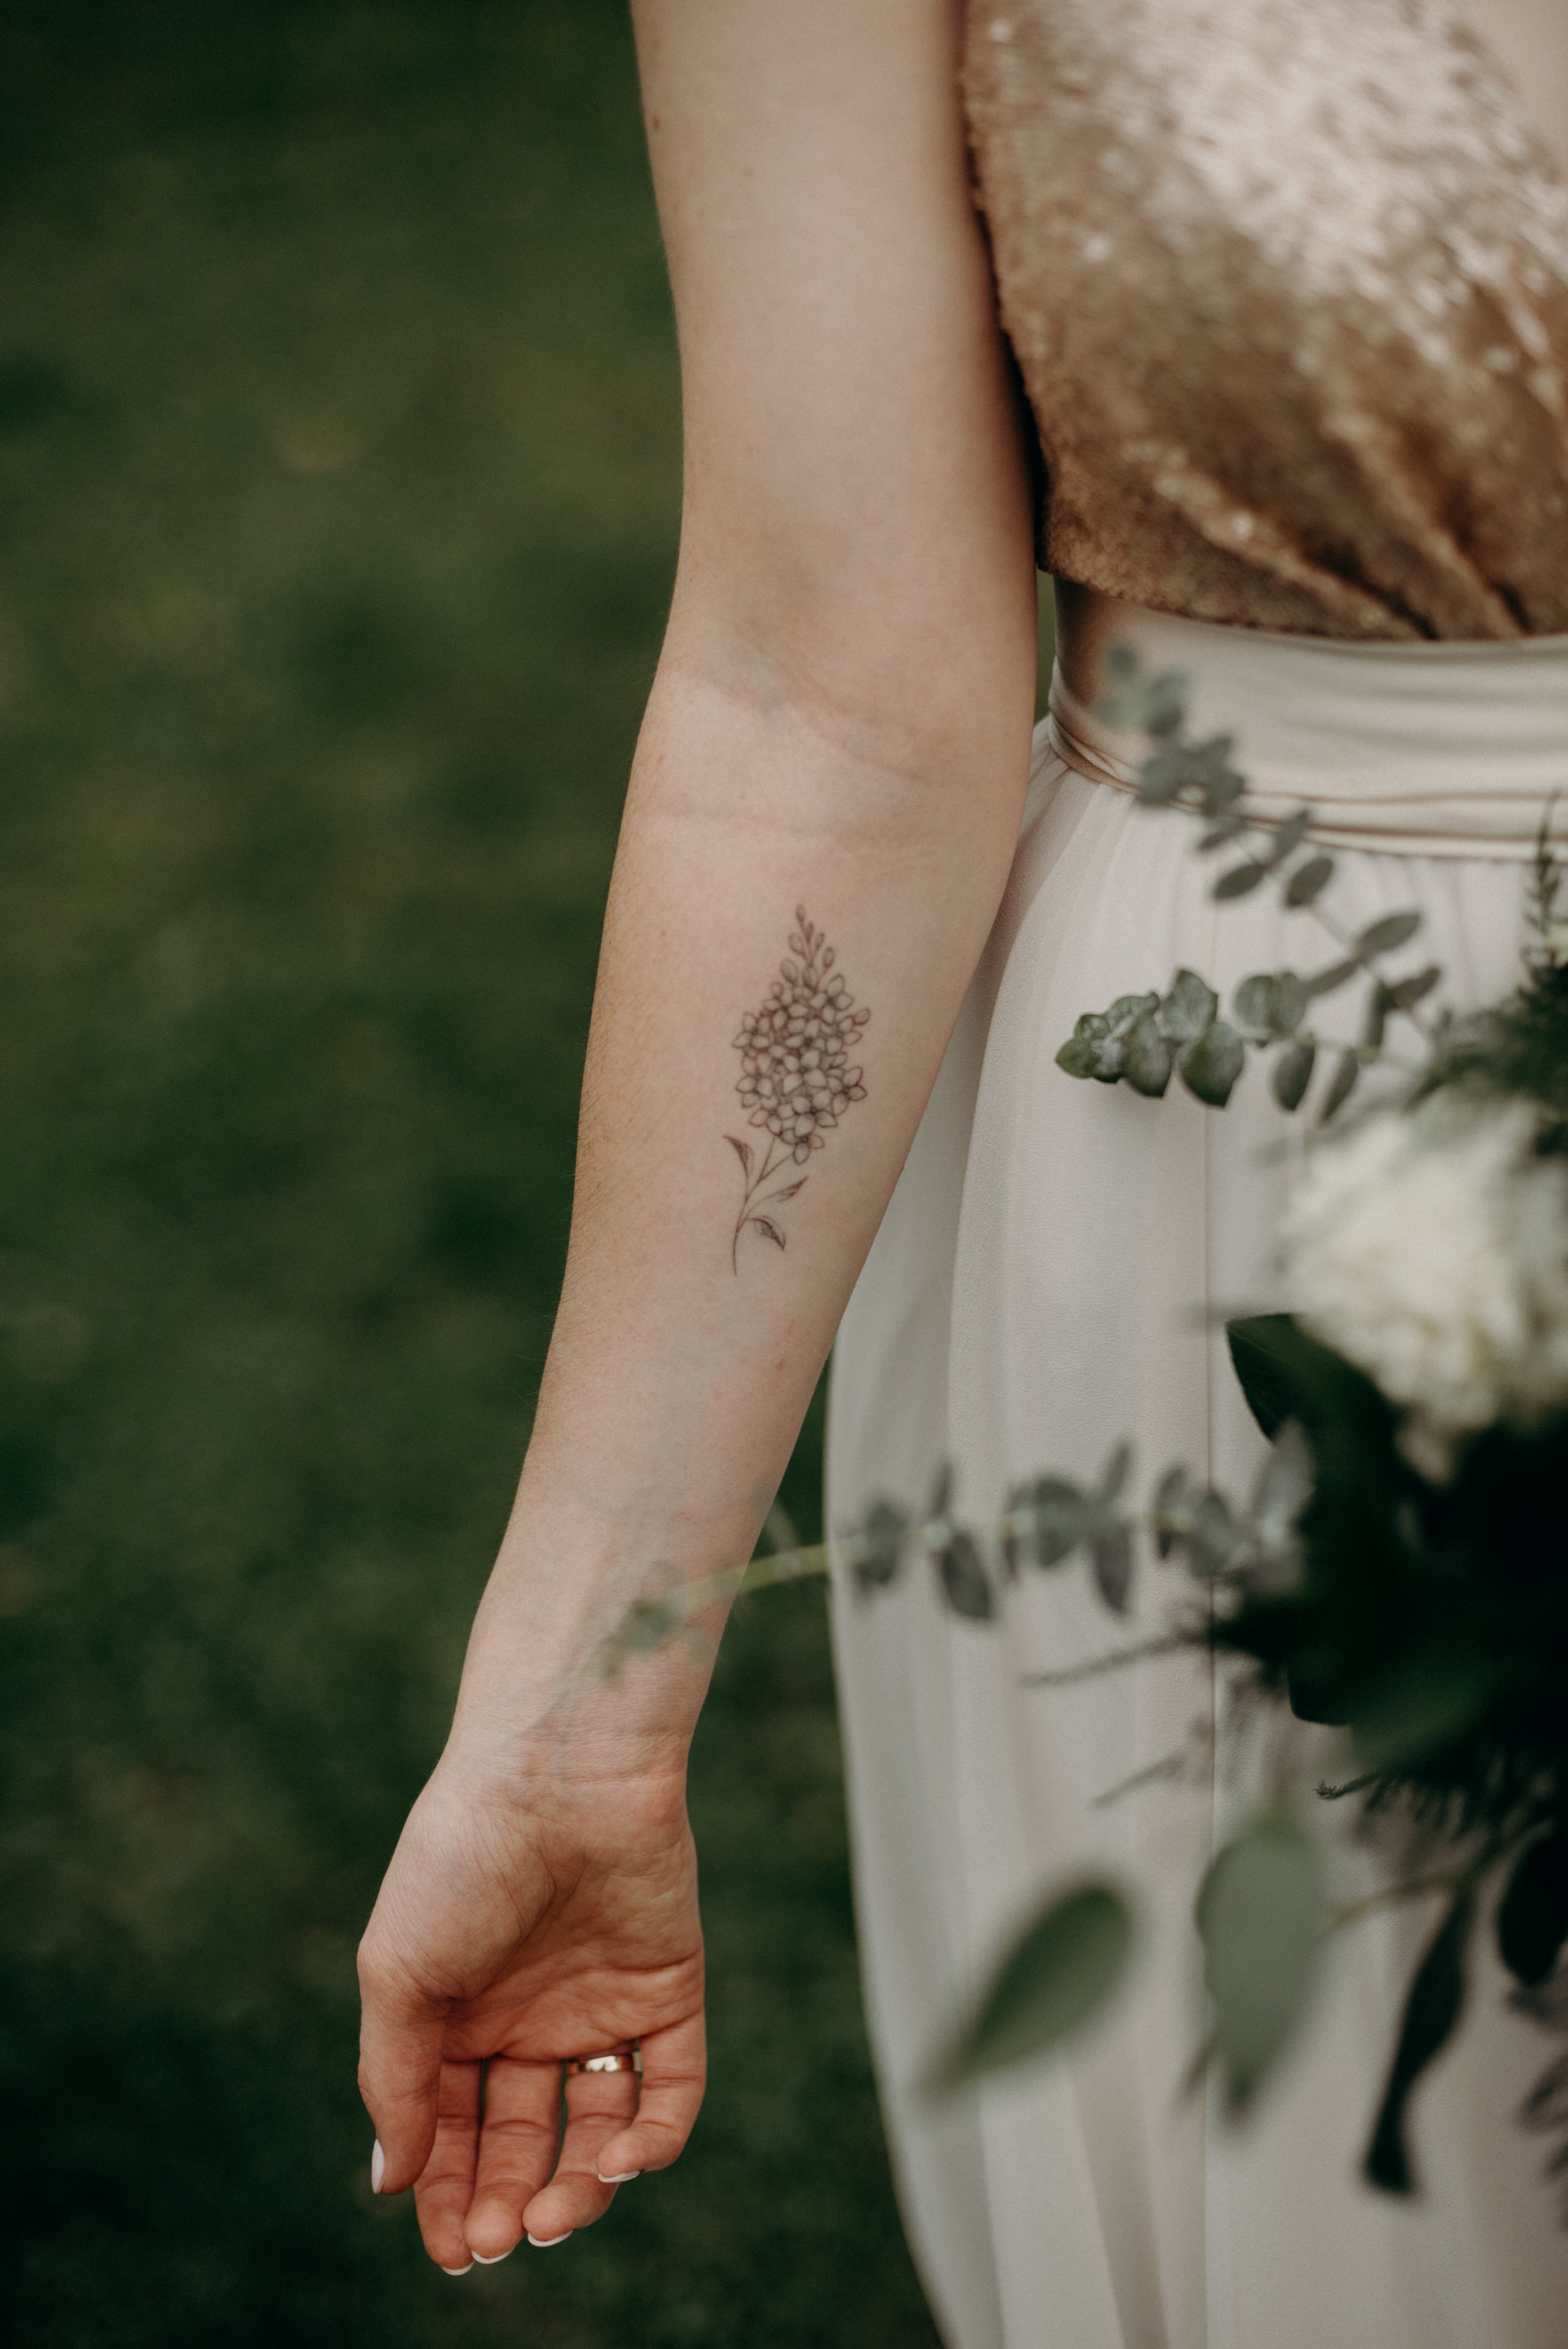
[0,5,945,2342]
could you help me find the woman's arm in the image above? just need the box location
[358,0,1037,2272]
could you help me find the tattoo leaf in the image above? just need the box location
[749,1216,786,1250]
[763,1179,808,1204]
[726,1135,754,1178]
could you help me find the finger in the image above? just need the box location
[463,2059,565,2263]
[593,2012,707,2185]
[357,1952,448,2198]
[519,2062,642,2244]
[411,2060,485,2273]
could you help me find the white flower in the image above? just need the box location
[1280,1091,1568,1476]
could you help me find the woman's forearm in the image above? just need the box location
[454,632,1034,1754]
[446,0,1039,1765]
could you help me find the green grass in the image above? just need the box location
[0,7,939,2341]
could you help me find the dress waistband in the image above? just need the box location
[1045,593,1568,861]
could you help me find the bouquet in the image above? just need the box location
[609,648,1568,2213]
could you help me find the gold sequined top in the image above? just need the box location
[963,0,1568,640]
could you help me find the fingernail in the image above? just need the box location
[472,2249,514,2266]
[527,2231,573,2248]
[371,2139,385,2194]
[597,2170,640,2184]
[440,2262,474,2278]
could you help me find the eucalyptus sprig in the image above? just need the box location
[1058,648,1445,1119]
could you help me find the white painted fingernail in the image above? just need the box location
[527,2231,573,2248]
[472,2249,514,2266]
[597,2170,640,2184]
[440,2262,474,2277]
[371,2140,385,2194]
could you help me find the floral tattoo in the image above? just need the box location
[726,907,869,1271]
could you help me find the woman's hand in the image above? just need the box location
[357,1748,705,2270]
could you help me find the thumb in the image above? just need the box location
[357,1945,449,2196]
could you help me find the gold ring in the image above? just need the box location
[565,2050,642,2076]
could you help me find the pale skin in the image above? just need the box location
[356,0,1037,2274]
[356,0,1568,2281]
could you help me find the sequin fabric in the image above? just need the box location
[964,0,1568,639]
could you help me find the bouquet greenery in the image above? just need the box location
[611,649,1568,2214]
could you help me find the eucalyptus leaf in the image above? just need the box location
[1285,853,1335,906]
[1274,972,1308,1033]
[1123,1012,1173,1097]
[1232,973,1279,1041]
[939,1530,994,1622]
[1303,957,1359,998]
[1272,1036,1316,1112]
[1263,808,1314,870]
[1092,1524,1135,1614]
[1180,1019,1246,1107]
[926,1881,1136,2093]
[1199,812,1249,852]
[1356,909,1423,956]
[1497,1830,1568,1991]
[1214,861,1269,901]
[1135,740,1197,805]
[1320,1047,1361,1121]
[1025,1478,1097,1567]
[1197,1810,1328,2114]
[1096,1439,1133,1506]
[1157,969,1220,1047]
[1363,985,1391,1053]
[1384,964,1442,1013]
[855,1498,908,1592]
[1364,1891,1474,2195]
[1056,1034,1104,1080]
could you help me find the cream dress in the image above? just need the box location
[825,6,1568,2347]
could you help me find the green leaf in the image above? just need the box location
[1384,964,1442,1013]
[1272,1035,1316,1111]
[1095,1439,1133,1505]
[938,1530,994,1622]
[1214,861,1269,900]
[1320,1047,1360,1121]
[1356,909,1422,956]
[854,1498,907,1591]
[926,1882,1136,2093]
[1157,969,1220,1046]
[1273,972,1308,1033]
[1263,807,1314,870]
[1056,1035,1102,1080]
[1364,1891,1474,2195]
[1351,1658,1497,1773]
[1498,1831,1568,1991]
[1285,854,1335,907]
[1197,1811,1328,2113]
[1303,956,1358,997]
[1232,973,1279,1040]
[1122,1012,1173,1097]
[1092,1524,1135,1614]
[1014,1475,1093,1568]
[1227,1314,1331,1442]
[1198,812,1248,852]
[1106,991,1159,1030]
[1180,1018,1246,1106]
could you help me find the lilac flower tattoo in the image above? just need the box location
[727,907,869,1272]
